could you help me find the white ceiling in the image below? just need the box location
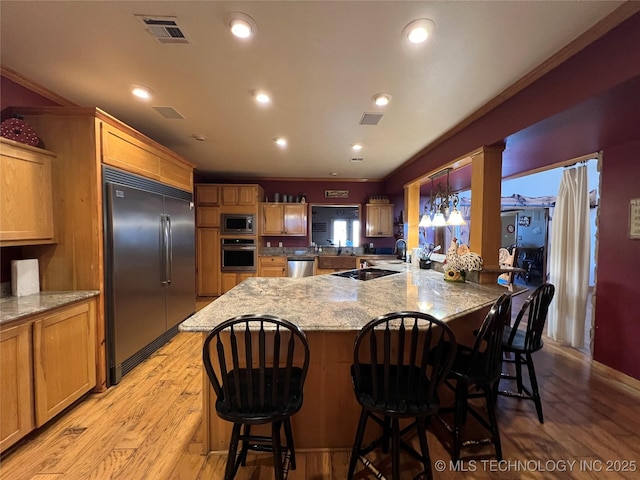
[0,1,623,180]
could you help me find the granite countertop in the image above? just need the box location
[180,263,512,333]
[0,290,100,325]
[258,252,397,258]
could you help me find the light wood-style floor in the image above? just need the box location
[2,298,638,480]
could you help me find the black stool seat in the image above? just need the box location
[203,314,310,480]
[214,367,304,422]
[502,327,543,352]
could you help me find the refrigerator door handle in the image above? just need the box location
[160,214,170,285]
[166,214,173,285]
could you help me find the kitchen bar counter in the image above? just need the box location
[181,263,509,333]
[180,265,521,451]
[0,290,100,326]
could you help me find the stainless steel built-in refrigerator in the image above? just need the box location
[104,167,195,385]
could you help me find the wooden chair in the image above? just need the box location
[347,311,456,480]
[497,247,516,289]
[499,283,555,423]
[523,247,545,284]
[439,293,512,461]
[202,314,310,480]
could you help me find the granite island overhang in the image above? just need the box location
[180,264,516,451]
[180,265,510,333]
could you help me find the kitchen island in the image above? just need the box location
[180,264,515,451]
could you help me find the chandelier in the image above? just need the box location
[418,168,466,227]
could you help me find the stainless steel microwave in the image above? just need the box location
[221,213,255,235]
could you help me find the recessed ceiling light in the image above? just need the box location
[254,90,272,104]
[403,18,435,44]
[274,137,287,147]
[372,93,392,107]
[330,172,338,176]
[131,85,153,100]
[352,144,363,151]
[229,13,257,39]
[192,134,206,142]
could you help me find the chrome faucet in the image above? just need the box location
[394,238,407,260]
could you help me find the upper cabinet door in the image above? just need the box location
[101,123,193,192]
[283,204,307,236]
[262,203,307,236]
[365,204,394,237]
[262,204,285,235]
[0,139,55,245]
[221,185,258,206]
[196,185,220,205]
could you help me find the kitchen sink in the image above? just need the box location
[332,268,400,281]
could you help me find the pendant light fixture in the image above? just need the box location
[419,168,466,227]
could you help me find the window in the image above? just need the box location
[332,219,360,247]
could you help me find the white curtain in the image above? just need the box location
[548,165,590,348]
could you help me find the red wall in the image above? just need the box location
[593,139,640,379]
[385,12,640,194]
[0,76,59,114]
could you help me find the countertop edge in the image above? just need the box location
[0,290,101,326]
[180,264,521,333]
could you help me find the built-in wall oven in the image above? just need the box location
[221,238,257,271]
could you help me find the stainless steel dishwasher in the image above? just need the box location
[287,256,315,277]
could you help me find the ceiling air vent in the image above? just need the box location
[136,15,190,44]
[153,106,185,119]
[360,113,383,126]
[350,157,364,163]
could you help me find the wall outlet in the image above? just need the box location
[279,242,283,247]
[266,242,271,247]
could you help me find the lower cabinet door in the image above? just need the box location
[0,322,34,452]
[33,300,97,426]
[197,228,220,296]
[221,272,255,294]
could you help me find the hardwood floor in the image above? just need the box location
[2,300,638,479]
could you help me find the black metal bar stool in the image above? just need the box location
[202,314,310,480]
[347,311,456,480]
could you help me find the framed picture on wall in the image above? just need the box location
[630,199,640,239]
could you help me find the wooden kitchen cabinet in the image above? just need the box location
[0,322,34,452]
[196,207,220,228]
[0,297,96,453]
[196,184,221,296]
[0,138,55,246]
[221,185,260,206]
[197,228,220,296]
[221,272,255,294]
[33,299,97,426]
[195,184,220,205]
[14,107,194,391]
[259,256,287,277]
[365,204,394,237]
[261,203,307,236]
[101,122,193,192]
